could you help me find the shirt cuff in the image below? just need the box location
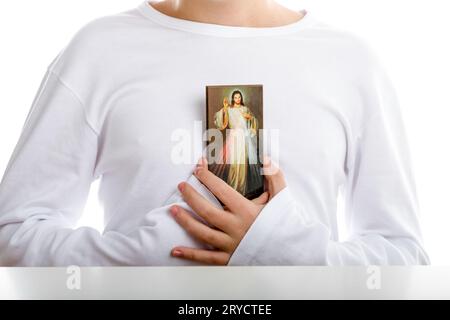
[164,173,223,210]
[227,186,296,266]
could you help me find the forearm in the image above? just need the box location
[228,187,430,266]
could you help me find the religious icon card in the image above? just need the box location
[205,84,264,200]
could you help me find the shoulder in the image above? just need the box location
[291,18,388,90]
[316,22,390,83]
[301,17,378,55]
[49,8,149,73]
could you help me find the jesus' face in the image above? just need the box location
[233,93,241,106]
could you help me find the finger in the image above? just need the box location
[262,155,281,176]
[262,156,287,199]
[251,191,269,205]
[170,205,233,252]
[178,182,235,232]
[171,246,230,265]
[193,165,253,214]
[196,156,208,170]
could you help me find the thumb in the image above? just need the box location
[251,191,269,205]
[196,156,208,170]
[262,156,287,199]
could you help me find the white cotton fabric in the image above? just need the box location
[0,1,429,265]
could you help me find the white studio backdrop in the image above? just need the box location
[0,0,449,265]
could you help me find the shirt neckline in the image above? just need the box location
[137,1,316,37]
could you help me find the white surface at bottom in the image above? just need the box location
[0,266,448,300]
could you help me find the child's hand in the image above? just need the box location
[170,156,286,265]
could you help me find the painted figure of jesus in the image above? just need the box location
[211,90,263,198]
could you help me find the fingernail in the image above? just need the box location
[197,157,208,167]
[170,206,178,217]
[172,249,183,257]
[194,167,203,176]
[178,182,185,192]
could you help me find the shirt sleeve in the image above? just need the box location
[227,50,430,266]
[0,66,171,266]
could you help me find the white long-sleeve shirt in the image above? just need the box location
[0,1,430,266]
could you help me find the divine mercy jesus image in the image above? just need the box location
[206,85,264,199]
